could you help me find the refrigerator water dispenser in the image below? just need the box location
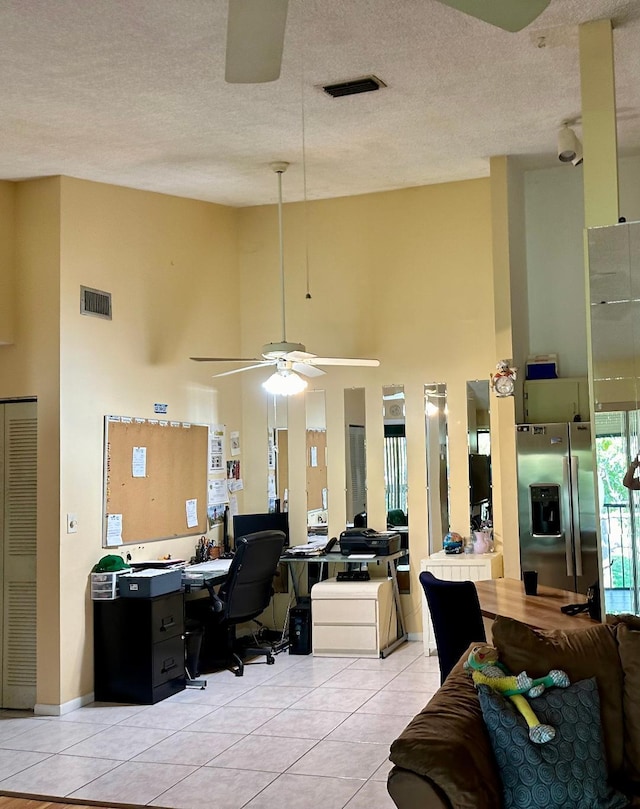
[530,485,561,536]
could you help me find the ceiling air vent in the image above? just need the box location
[322,75,386,98]
[80,286,112,320]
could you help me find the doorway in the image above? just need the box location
[594,409,639,615]
[0,400,37,709]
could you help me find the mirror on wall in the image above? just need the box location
[345,387,367,527]
[306,390,328,536]
[467,380,492,535]
[383,385,407,526]
[588,222,640,615]
[267,395,288,512]
[425,383,450,551]
[383,384,410,593]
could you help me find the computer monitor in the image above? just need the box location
[232,512,290,549]
[469,453,491,505]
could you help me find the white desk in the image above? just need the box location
[311,577,397,657]
[280,549,408,657]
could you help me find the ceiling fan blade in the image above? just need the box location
[212,362,274,378]
[225,0,289,83]
[432,0,550,32]
[292,362,326,378]
[284,350,318,362]
[190,356,261,362]
[310,357,380,367]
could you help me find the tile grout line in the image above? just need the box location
[0,642,428,807]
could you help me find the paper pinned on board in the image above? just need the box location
[106,514,123,546]
[132,446,147,478]
[186,498,198,528]
[230,430,241,456]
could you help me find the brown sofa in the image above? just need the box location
[387,614,640,809]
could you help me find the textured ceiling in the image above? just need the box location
[1,0,639,207]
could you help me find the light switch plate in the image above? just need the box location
[67,513,78,533]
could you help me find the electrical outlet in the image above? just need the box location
[67,513,78,533]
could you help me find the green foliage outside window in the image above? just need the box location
[596,435,634,590]
[596,436,628,505]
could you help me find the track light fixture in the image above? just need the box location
[557,124,583,167]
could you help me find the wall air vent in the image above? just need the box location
[80,286,112,320]
[322,75,386,98]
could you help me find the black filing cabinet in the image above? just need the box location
[94,592,185,704]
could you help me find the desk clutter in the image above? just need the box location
[91,532,409,709]
[336,570,370,582]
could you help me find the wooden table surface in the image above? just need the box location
[475,577,596,631]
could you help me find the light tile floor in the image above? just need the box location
[0,641,439,809]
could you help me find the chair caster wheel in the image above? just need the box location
[266,655,275,665]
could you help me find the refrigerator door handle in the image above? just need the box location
[562,457,574,577]
[570,455,583,577]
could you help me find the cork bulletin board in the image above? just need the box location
[103,416,208,546]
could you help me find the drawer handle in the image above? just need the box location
[161,658,178,673]
[160,618,176,631]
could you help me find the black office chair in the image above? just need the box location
[419,570,486,684]
[205,529,286,677]
[386,509,407,528]
[353,511,367,528]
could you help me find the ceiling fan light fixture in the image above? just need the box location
[262,368,308,396]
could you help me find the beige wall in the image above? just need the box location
[0,170,514,702]
[55,178,244,704]
[0,178,63,703]
[1,177,244,706]
[235,179,497,633]
[0,182,16,345]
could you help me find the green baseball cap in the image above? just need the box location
[92,554,130,573]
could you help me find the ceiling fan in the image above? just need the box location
[190,162,380,395]
[225,0,551,84]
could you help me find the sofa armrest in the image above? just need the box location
[388,766,453,809]
[388,653,502,809]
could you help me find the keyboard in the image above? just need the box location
[187,559,233,574]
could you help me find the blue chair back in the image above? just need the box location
[419,570,486,683]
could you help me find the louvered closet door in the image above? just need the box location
[1,401,37,709]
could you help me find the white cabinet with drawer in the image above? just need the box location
[419,552,503,657]
[311,577,397,657]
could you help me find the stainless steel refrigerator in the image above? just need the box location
[515,422,599,595]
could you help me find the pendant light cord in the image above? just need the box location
[301,6,312,300]
[276,167,287,343]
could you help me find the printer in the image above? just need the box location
[339,528,402,556]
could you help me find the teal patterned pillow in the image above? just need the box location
[477,679,628,809]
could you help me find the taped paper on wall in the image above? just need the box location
[209,425,225,472]
[208,477,228,505]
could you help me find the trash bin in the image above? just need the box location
[185,619,204,679]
